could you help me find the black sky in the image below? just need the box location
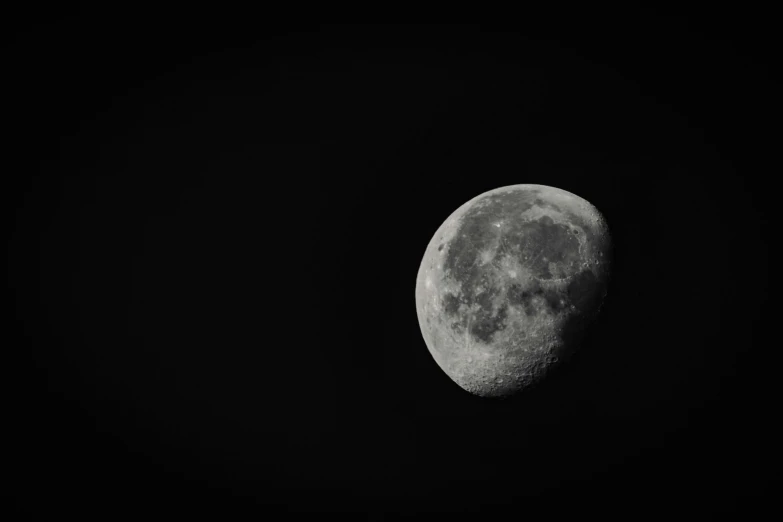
[4,15,776,519]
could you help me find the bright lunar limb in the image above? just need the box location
[415,184,612,398]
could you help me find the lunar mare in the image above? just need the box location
[415,184,612,398]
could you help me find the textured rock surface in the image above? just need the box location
[415,184,612,397]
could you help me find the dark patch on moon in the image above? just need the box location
[440,194,513,344]
[470,302,509,344]
[437,243,444,251]
[507,280,543,317]
[511,215,581,280]
[534,198,562,213]
[439,189,593,347]
[507,282,531,306]
[566,269,600,313]
[543,288,569,313]
[557,274,600,349]
[507,280,568,317]
[442,292,461,316]
[443,189,541,281]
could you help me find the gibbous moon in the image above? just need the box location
[415,184,612,397]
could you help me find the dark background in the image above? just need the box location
[4,14,776,519]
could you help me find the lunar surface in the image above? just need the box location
[415,184,612,398]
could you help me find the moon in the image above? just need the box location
[415,184,612,398]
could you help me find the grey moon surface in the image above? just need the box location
[415,184,612,398]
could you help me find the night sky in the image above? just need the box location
[4,14,775,519]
